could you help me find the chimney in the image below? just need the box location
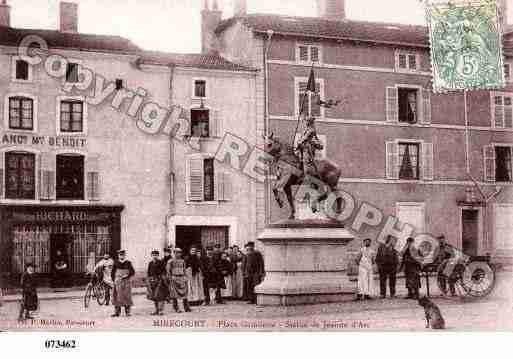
[60,2,78,32]
[0,0,11,27]
[317,0,345,21]
[234,0,247,17]
[201,0,222,54]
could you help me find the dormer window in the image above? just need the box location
[193,79,207,98]
[66,63,79,83]
[12,56,32,82]
[395,51,419,72]
[297,44,321,64]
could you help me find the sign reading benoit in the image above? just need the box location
[1,133,87,148]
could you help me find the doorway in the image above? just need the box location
[462,209,479,256]
[175,226,229,255]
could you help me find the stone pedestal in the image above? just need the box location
[255,219,356,306]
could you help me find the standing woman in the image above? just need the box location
[111,250,135,317]
[18,263,38,321]
[400,237,422,299]
[231,245,245,299]
[185,246,204,306]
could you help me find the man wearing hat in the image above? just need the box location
[146,250,168,315]
[242,242,265,304]
[111,250,135,317]
[435,235,457,297]
[399,238,422,300]
[94,253,114,306]
[166,248,191,313]
[201,246,223,305]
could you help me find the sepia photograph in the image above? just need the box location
[0,0,512,343]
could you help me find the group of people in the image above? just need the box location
[91,241,265,317]
[355,234,456,300]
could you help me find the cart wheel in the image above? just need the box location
[84,283,93,308]
[460,262,496,297]
[95,284,106,305]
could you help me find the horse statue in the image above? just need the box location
[263,132,342,220]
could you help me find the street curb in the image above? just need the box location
[1,287,147,303]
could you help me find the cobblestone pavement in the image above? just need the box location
[1,272,512,331]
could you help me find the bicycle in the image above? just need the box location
[84,273,106,308]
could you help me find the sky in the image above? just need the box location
[5,0,513,53]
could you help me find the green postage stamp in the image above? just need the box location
[425,0,505,92]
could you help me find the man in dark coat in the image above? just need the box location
[400,237,421,299]
[200,247,224,305]
[435,235,458,297]
[111,250,135,317]
[242,241,265,304]
[146,250,168,315]
[376,235,399,298]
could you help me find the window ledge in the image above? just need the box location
[11,79,34,84]
[56,131,87,137]
[185,201,221,205]
[5,128,37,134]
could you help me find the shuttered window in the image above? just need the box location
[296,44,321,63]
[56,154,84,200]
[40,152,55,200]
[386,141,434,181]
[485,145,513,182]
[86,154,100,201]
[186,155,231,202]
[492,93,513,128]
[494,204,513,250]
[5,151,36,199]
[386,87,431,124]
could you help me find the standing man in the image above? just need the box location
[200,246,223,305]
[400,237,422,299]
[436,235,457,297]
[355,238,376,300]
[243,242,265,305]
[167,248,191,313]
[111,250,135,317]
[146,250,167,315]
[376,235,399,298]
[94,253,114,305]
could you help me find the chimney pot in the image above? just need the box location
[234,0,247,17]
[0,0,11,27]
[317,0,345,21]
[60,2,78,32]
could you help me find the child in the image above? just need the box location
[18,263,38,321]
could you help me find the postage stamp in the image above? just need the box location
[425,0,506,92]
[0,0,512,344]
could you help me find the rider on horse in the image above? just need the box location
[295,116,323,179]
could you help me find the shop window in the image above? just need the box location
[8,96,33,130]
[56,154,84,200]
[5,151,36,199]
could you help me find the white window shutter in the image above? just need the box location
[86,154,100,201]
[421,89,432,124]
[386,141,399,179]
[422,142,434,180]
[483,145,496,182]
[386,87,398,123]
[493,95,504,128]
[504,97,513,128]
[169,172,175,204]
[210,109,221,138]
[40,152,55,200]
[0,153,4,199]
[216,171,232,202]
[187,156,204,201]
[183,108,192,137]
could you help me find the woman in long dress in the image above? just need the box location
[18,263,38,321]
[230,246,244,299]
[185,247,204,305]
[355,238,376,300]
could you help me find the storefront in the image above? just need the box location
[0,204,123,285]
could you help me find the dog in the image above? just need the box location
[418,296,445,329]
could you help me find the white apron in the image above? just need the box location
[357,247,376,296]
